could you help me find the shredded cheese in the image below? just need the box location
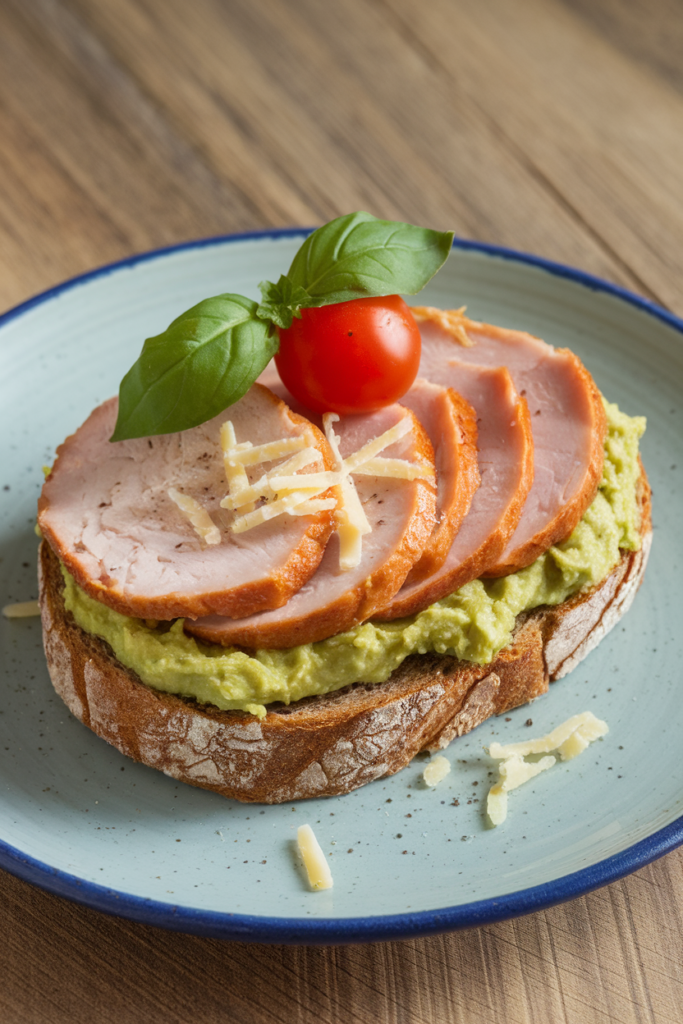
[488,712,609,762]
[342,417,413,472]
[485,712,609,825]
[323,413,371,571]
[353,458,435,481]
[220,470,273,511]
[220,448,323,511]
[220,422,254,513]
[486,754,556,826]
[423,755,451,787]
[287,498,338,516]
[2,600,41,619]
[297,824,333,890]
[220,421,331,530]
[168,488,220,546]
[267,471,342,492]
[322,411,436,570]
[220,408,433,552]
[410,305,475,347]
[231,487,328,533]
[276,447,325,475]
[225,435,307,466]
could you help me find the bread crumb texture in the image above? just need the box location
[61,400,645,716]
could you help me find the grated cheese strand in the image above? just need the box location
[220,422,254,513]
[273,447,324,477]
[488,712,608,761]
[221,408,428,556]
[342,416,413,472]
[3,600,41,619]
[268,471,342,492]
[410,305,475,347]
[486,788,508,827]
[323,413,371,571]
[498,753,557,790]
[225,435,307,466]
[231,486,328,533]
[485,712,609,825]
[486,754,556,826]
[288,498,339,516]
[168,488,221,546]
[220,470,273,511]
[219,448,323,511]
[557,717,609,761]
[297,824,333,891]
[352,457,435,481]
[423,755,451,787]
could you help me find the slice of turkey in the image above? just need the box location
[417,313,607,576]
[258,368,480,582]
[398,378,480,583]
[38,384,335,620]
[375,363,534,621]
[186,405,437,649]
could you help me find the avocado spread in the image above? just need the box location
[63,400,646,718]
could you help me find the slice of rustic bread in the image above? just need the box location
[38,471,651,803]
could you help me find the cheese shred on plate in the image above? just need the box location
[2,600,41,619]
[423,755,451,787]
[297,824,333,891]
[485,711,609,826]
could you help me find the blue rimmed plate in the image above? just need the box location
[1,230,681,944]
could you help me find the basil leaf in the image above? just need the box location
[110,294,277,441]
[256,275,314,330]
[286,212,453,306]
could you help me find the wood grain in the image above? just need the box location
[1,0,682,1020]
[2,858,683,1024]
[383,0,683,312]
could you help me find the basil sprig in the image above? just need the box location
[111,212,453,440]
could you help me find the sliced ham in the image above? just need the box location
[375,363,534,620]
[398,378,479,583]
[186,405,437,649]
[38,384,335,620]
[259,367,480,582]
[417,313,607,575]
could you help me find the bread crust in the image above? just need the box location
[38,470,651,803]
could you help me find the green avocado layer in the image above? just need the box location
[63,400,646,718]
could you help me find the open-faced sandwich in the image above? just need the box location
[37,213,650,803]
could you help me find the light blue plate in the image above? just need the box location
[1,232,681,944]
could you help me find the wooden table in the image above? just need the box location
[2,0,682,1020]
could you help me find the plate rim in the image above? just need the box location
[2,227,682,944]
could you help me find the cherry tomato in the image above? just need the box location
[275,294,421,415]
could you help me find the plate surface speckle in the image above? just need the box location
[1,232,681,943]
